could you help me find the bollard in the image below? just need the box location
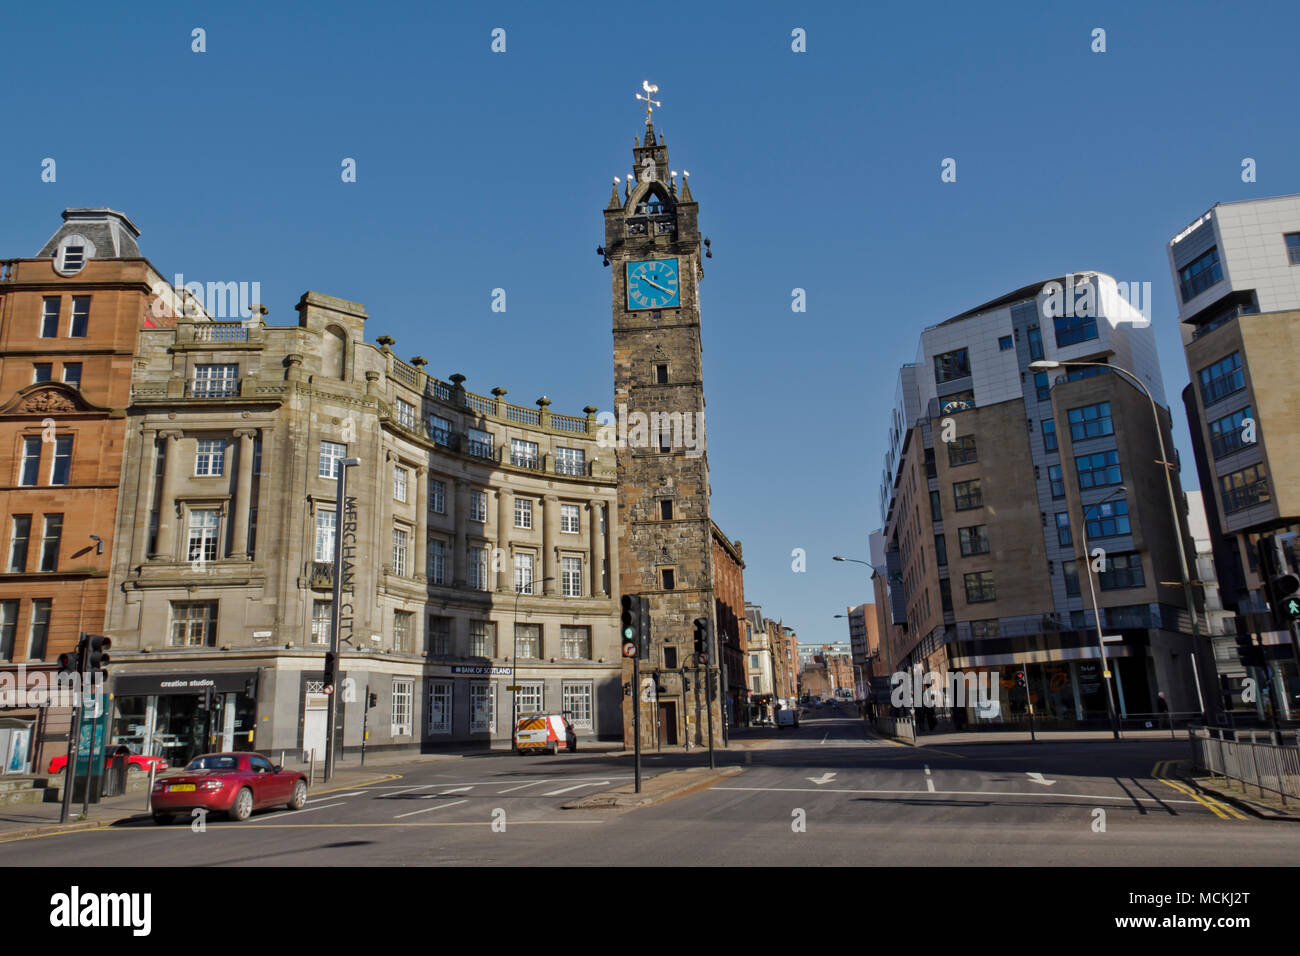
[146,763,156,813]
[309,749,316,788]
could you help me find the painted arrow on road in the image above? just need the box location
[1026,772,1056,786]
[807,773,837,785]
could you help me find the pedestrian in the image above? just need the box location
[1157,691,1169,729]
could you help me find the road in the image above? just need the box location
[8,702,1296,866]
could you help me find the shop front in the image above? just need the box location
[111,671,259,767]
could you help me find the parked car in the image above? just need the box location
[513,713,576,754]
[150,752,307,824]
[48,745,168,776]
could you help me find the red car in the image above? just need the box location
[150,752,308,824]
[48,746,168,776]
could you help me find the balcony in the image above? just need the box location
[186,379,241,399]
[307,562,334,588]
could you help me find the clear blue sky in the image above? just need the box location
[3,0,1298,648]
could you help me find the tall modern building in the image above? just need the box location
[1168,194,1300,718]
[875,273,1206,724]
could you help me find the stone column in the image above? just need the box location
[151,431,184,561]
[382,451,395,573]
[415,466,428,581]
[133,428,158,567]
[542,495,559,596]
[589,498,604,596]
[231,429,256,558]
[606,502,619,597]
[495,488,512,591]
[453,479,469,587]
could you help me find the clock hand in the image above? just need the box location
[641,277,676,294]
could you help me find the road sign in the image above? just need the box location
[622,641,637,658]
[505,684,523,692]
[1101,634,1123,643]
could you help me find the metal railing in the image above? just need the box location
[1191,727,1300,804]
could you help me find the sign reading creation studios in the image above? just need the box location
[114,672,258,696]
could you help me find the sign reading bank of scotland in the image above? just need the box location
[450,665,513,676]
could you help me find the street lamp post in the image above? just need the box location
[1031,359,1212,724]
[833,555,890,700]
[325,456,361,783]
[1076,486,1127,740]
[511,575,554,737]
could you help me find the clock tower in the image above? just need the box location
[604,92,722,750]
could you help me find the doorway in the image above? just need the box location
[657,701,678,745]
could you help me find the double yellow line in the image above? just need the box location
[1152,760,1246,820]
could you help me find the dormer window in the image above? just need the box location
[53,234,94,276]
[61,246,85,272]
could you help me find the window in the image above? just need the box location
[514,497,533,529]
[1099,552,1145,590]
[319,441,346,479]
[62,363,82,388]
[1067,402,1113,441]
[195,438,225,476]
[958,525,990,556]
[27,599,51,659]
[187,509,221,563]
[998,335,1013,351]
[311,601,332,645]
[49,436,72,486]
[1198,352,1244,405]
[510,438,539,469]
[953,479,982,511]
[40,297,59,338]
[470,683,495,734]
[1065,363,1110,383]
[934,348,971,383]
[1063,560,1080,597]
[0,601,17,661]
[468,547,489,590]
[664,646,678,669]
[515,623,541,658]
[32,363,52,384]
[1287,233,1300,266]
[929,490,942,522]
[470,491,487,522]
[468,621,495,658]
[38,514,62,572]
[314,510,336,562]
[1052,310,1098,348]
[1209,406,1254,459]
[924,447,936,478]
[1055,512,1072,547]
[393,466,408,502]
[971,619,1000,638]
[1034,372,1051,402]
[939,577,953,613]
[561,626,591,660]
[467,428,493,459]
[934,534,947,566]
[391,679,413,735]
[1076,450,1122,489]
[556,447,586,476]
[1179,246,1223,302]
[428,415,453,447]
[191,364,239,397]
[8,516,31,572]
[1220,463,1270,513]
[70,297,89,337]
[427,616,451,656]
[514,552,534,594]
[61,246,85,273]
[655,364,669,384]
[428,537,445,584]
[429,478,446,514]
[1086,498,1131,538]
[1048,464,1065,498]
[394,611,414,653]
[1036,418,1057,454]
[947,436,977,466]
[562,556,582,597]
[170,602,217,647]
[428,681,453,733]
[561,504,580,534]
[1027,325,1044,361]
[392,527,409,576]
[395,399,417,430]
[661,500,674,520]
[963,571,996,603]
[661,568,676,590]
[563,682,593,729]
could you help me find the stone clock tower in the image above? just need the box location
[604,98,722,750]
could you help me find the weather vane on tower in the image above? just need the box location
[635,80,660,123]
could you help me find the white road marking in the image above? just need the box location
[278,802,346,817]
[710,786,1204,806]
[497,780,554,794]
[394,799,470,819]
[379,785,436,798]
[1026,772,1057,786]
[542,781,610,796]
[441,786,473,794]
[317,791,366,799]
[924,765,935,793]
[807,773,837,785]
[820,733,830,744]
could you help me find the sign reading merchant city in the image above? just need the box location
[339,494,358,646]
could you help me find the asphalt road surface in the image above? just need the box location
[8,702,1296,866]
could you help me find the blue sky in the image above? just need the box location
[3,0,1298,647]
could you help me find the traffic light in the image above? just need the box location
[84,635,110,682]
[1015,670,1027,689]
[57,652,77,677]
[368,691,378,708]
[323,651,338,692]
[637,595,651,660]
[1259,534,1300,629]
[620,594,641,658]
[1235,633,1265,669]
[693,617,712,664]
[196,686,214,712]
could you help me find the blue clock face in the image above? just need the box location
[626,258,680,310]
